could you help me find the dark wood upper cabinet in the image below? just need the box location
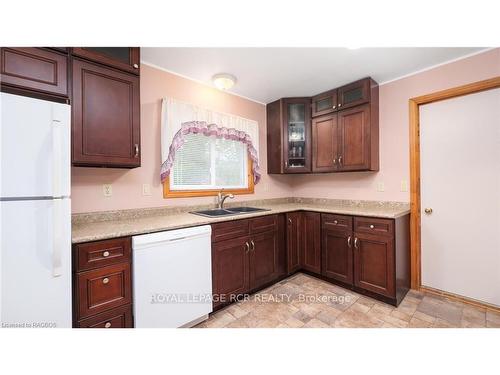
[0,47,68,97]
[72,47,140,74]
[72,58,140,168]
[338,104,372,171]
[267,77,378,174]
[338,78,371,110]
[301,212,321,274]
[312,89,337,117]
[267,97,311,174]
[286,212,302,274]
[312,114,339,172]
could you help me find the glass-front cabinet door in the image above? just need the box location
[71,47,140,74]
[283,98,311,173]
[312,89,338,117]
[338,78,370,110]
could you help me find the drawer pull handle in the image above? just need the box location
[245,242,250,253]
[347,236,352,248]
[288,218,292,225]
[354,237,359,249]
[102,277,110,284]
[333,220,338,225]
[133,63,139,69]
[104,322,112,328]
[103,251,110,257]
[250,240,255,252]
[369,225,374,229]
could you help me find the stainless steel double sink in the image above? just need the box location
[190,206,270,218]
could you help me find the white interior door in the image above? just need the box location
[0,93,70,198]
[420,88,500,306]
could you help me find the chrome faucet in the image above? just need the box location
[217,190,234,209]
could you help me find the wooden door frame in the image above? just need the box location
[409,77,500,290]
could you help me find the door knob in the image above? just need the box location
[424,208,433,214]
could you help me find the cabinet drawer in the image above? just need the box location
[76,304,133,328]
[249,215,277,234]
[212,219,249,243]
[322,214,353,231]
[76,263,132,319]
[354,217,394,237]
[74,237,131,271]
[0,47,68,96]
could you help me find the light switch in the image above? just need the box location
[400,180,408,192]
[103,184,112,197]
[142,183,152,196]
[377,182,385,192]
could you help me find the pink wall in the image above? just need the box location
[291,48,500,202]
[72,49,500,213]
[71,64,292,213]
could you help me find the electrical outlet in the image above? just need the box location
[377,182,385,192]
[103,184,112,197]
[400,180,408,192]
[142,183,152,196]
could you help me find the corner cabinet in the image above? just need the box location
[267,97,312,174]
[72,58,141,167]
[268,77,379,174]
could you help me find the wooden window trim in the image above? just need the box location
[163,158,255,198]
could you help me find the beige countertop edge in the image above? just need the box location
[71,204,411,244]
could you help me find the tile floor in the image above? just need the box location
[196,273,500,328]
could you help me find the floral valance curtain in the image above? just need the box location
[160,97,261,184]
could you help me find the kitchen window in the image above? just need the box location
[166,133,252,196]
[160,98,260,198]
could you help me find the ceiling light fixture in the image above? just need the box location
[212,73,236,90]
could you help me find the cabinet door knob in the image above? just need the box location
[338,103,342,107]
[285,161,288,168]
[424,208,433,214]
[333,157,337,165]
[338,156,343,166]
[332,105,336,109]
[134,144,139,158]
[104,322,112,328]
[102,277,109,284]
[288,218,292,225]
[103,251,110,257]
[133,63,139,69]
[369,224,374,229]
[333,220,338,224]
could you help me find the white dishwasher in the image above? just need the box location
[132,225,212,328]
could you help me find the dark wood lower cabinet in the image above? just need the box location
[76,304,133,328]
[212,236,250,308]
[211,214,284,309]
[301,212,321,274]
[286,212,302,274]
[353,233,395,298]
[322,228,353,285]
[249,230,280,290]
[72,237,134,328]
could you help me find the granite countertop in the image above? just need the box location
[72,197,410,244]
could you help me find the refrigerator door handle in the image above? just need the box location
[52,198,63,277]
[52,118,62,198]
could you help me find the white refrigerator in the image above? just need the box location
[0,92,72,328]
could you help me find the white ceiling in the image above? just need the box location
[141,47,487,104]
